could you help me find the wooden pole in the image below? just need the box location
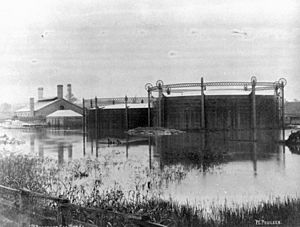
[251,77,257,141]
[82,98,85,134]
[148,90,151,127]
[95,97,98,157]
[18,189,30,226]
[125,95,128,130]
[57,198,70,226]
[95,97,98,134]
[201,77,205,129]
[89,99,93,131]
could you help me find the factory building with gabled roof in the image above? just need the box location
[46,110,82,128]
[15,84,83,122]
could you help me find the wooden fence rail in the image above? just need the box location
[0,185,167,227]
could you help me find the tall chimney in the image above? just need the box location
[67,84,72,101]
[57,85,63,99]
[38,87,43,100]
[30,98,34,117]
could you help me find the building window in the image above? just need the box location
[60,105,65,110]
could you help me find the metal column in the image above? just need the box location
[95,96,98,135]
[158,84,163,127]
[201,77,205,129]
[148,90,151,127]
[125,95,128,130]
[280,78,286,143]
[251,76,257,141]
[82,98,86,134]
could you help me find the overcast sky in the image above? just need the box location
[0,0,299,104]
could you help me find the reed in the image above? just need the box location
[1,154,299,226]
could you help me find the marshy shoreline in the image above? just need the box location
[1,153,300,226]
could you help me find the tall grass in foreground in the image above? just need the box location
[0,154,300,226]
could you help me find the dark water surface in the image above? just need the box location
[1,127,299,206]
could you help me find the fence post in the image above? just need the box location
[19,189,30,212]
[57,198,70,226]
[18,189,31,227]
[18,190,23,211]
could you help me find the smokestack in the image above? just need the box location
[57,85,63,99]
[30,98,34,117]
[67,84,72,101]
[38,87,43,100]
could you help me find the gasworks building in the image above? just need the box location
[15,84,83,122]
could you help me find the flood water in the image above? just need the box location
[1,127,300,207]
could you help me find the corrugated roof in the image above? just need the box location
[47,110,82,118]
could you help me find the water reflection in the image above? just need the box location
[148,137,152,170]
[4,129,82,161]
[0,127,299,205]
[83,132,86,156]
[3,127,285,172]
[68,144,73,159]
[38,143,44,159]
[151,129,281,174]
[58,142,64,165]
[30,134,35,154]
